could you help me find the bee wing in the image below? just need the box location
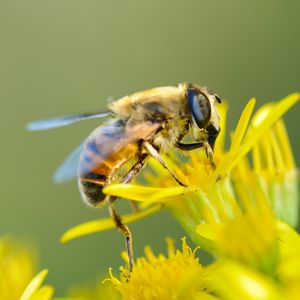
[54,122,162,183]
[78,121,162,178]
[53,142,84,184]
[26,111,111,131]
[112,122,162,152]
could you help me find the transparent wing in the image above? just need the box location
[26,111,110,131]
[53,143,84,184]
[54,121,162,183]
[77,121,162,178]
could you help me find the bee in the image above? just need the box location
[27,82,221,271]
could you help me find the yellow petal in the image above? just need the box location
[230,98,256,151]
[196,222,221,241]
[30,286,54,300]
[215,93,299,177]
[103,183,198,202]
[20,269,48,300]
[61,204,161,243]
[274,121,296,169]
[213,262,281,300]
[215,101,228,155]
[276,220,300,282]
[276,221,300,249]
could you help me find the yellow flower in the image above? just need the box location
[196,202,278,275]
[0,236,37,300]
[105,225,300,300]
[0,236,56,300]
[201,223,300,300]
[108,238,218,300]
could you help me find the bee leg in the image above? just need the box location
[106,156,148,273]
[107,197,134,273]
[206,124,220,151]
[121,154,148,184]
[123,156,148,212]
[177,139,216,168]
[206,124,221,169]
[122,155,149,208]
[180,139,215,168]
[203,142,214,160]
[175,141,206,151]
[176,140,214,160]
[143,141,186,187]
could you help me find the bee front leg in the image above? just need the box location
[206,124,221,169]
[176,140,215,167]
[143,141,186,187]
[175,141,206,151]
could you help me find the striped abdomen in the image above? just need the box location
[78,120,138,207]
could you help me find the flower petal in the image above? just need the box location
[274,121,295,169]
[212,262,281,300]
[230,98,256,151]
[61,204,161,243]
[276,221,300,249]
[103,184,198,202]
[30,286,54,300]
[20,269,49,300]
[276,221,300,282]
[196,222,221,241]
[215,93,299,177]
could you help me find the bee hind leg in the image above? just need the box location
[106,155,148,273]
[107,196,134,273]
[143,141,186,187]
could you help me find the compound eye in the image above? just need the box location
[187,89,211,128]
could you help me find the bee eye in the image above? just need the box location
[187,89,211,128]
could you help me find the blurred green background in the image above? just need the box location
[0,0,299,295]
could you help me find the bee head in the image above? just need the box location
[186,84,221,149]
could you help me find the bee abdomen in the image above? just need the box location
[79,174,107,207]
[78,121,137,207]
[78,149,110,206]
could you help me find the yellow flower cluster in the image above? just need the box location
[108,238,210,300]
[0,237,54,300]
[106,225,300,300]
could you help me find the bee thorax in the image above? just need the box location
[152,119,189,152]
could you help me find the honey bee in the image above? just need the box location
[27,82,221,271]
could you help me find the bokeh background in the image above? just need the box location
[0,0,299,295]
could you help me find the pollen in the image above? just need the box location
[108,238,210,300]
